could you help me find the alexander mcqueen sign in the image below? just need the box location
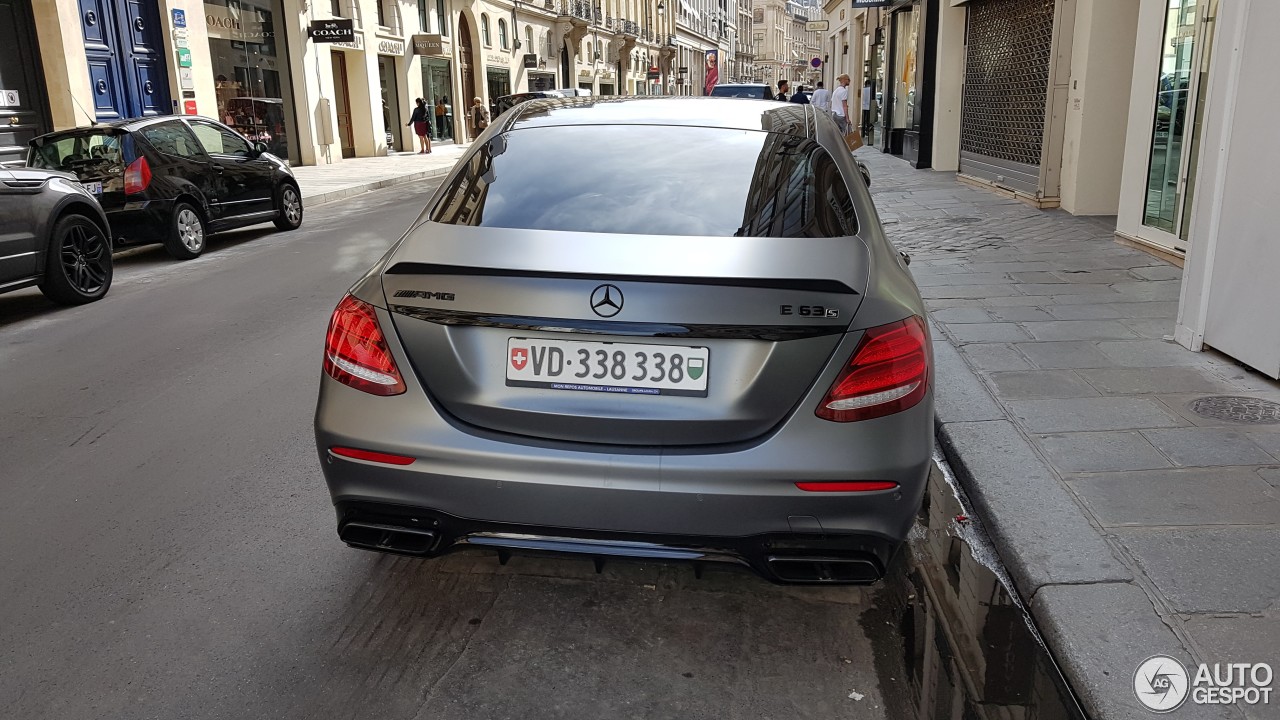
[309,19,355,43]
[412,34,443,55]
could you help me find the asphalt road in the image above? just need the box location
[0,183,921,719]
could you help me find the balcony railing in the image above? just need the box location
[620,19,640,36]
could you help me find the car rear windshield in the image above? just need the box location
[430,125,858,238]
[28,130,128,174]
[709,86,770,99]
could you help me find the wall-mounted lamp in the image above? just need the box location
[657,1,665,15]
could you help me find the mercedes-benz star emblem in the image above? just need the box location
[590,284,624,318]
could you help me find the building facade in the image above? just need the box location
[5,0,670,169]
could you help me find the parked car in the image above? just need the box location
[314,98,932,585]
[0,167,112,305]
[708,83,773,99]
[28,116,302,260]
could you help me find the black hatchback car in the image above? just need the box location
[28,116,302,260]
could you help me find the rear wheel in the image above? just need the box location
[273,183,303,231]
[164,201,206,260]
[38,213,113,305]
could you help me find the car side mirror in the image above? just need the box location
[251,142,268,156]
[858,162,871,188]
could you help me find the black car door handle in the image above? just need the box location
[210,165,224,174]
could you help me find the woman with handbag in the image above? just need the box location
[406,98,432,154]
[470,98,490,140]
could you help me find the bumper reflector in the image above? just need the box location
[795,481,899,492]
[329,446,416,466]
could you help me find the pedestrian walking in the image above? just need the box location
[831,74,851,134]
[811,81,831,112]
[407,98,432,154]
[434,97,448,139]
[469,97,490,140]
[790,85,810,105]
[774,80,790,102]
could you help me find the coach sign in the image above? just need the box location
[309,19,355,43]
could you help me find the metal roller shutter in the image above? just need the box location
[959,0,1056,196]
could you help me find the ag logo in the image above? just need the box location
[1134,655,1190,713]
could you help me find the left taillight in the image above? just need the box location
[816,315,930,423]
[123,156,151,194]
[323,294,406,396]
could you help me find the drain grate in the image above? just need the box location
[1188,396,1280,424]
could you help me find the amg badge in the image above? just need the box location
[393,289,456,301]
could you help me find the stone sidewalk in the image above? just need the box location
[861,150,1280,720]
[290,144,471,205]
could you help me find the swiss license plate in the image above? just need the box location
[506,338,710,397]
[81,181,102,195]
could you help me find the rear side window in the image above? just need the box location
[139,122,205,159]
[431,125,858,238]
[28,132,125,172]
[189,122,253,156]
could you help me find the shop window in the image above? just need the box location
[1143,0,1202,236]
[481,14,491,46]
[498,19,508,49]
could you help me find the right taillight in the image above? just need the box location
[323,295,406,396]
[816,315,930,423]
[123,156,151,194]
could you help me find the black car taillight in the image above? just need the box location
[123,156,151,194]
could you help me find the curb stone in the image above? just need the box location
[299,167,453,206]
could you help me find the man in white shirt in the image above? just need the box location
[831,74,851,133]
[810,81,831,112]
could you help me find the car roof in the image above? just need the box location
[713,83,770,88]
[506,96,812,137]
[31,115,211,142]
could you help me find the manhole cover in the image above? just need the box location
[1188,396,1280,424]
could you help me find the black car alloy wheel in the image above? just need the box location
[164,201,207,260]
[39,213,112,305]
[274,183,303,231]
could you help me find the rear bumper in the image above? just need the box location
[105,199,173,245]
[334,501,901,584]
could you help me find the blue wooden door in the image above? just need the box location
[79,0,170,121]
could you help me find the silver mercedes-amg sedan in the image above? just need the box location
[314,97,933,584]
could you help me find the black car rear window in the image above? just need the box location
[709,86,770,99]
[28,130,126,172]
[430,125,858,238]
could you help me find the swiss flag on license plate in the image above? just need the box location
[510,347,529,370]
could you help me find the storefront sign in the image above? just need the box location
[412,34,444,55]
[646,66,660,80]
[522,53,537,68]
[805,20,829,31]
[172,8,186,27]
[173,28,189,48]
[184,100,198,115]
[331,34,364,51]
[179,67,194,90]
[377,38,405,55]
[309,18,355,43]
[177,47,192,67]
[485,53,506,66]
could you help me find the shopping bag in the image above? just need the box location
[844,128,864,152]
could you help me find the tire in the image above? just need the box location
[164,201,207,260]
[273,182,303,231]
[38,213,113,305]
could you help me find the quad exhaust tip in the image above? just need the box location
[766,555,882,584]
[339,522,438,556]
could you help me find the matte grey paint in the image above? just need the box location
[0,168,110,296]
[316,98,933,573]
